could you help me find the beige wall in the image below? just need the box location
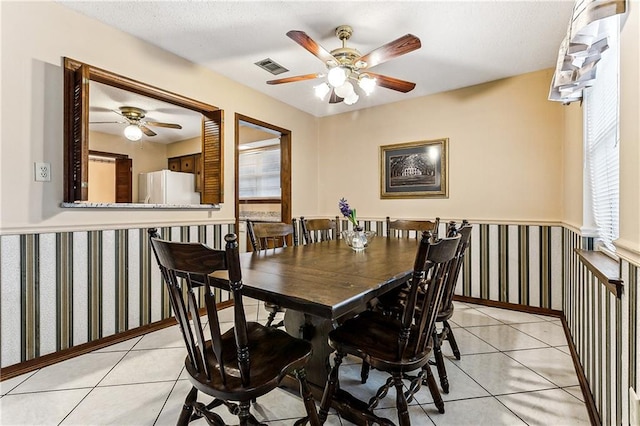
[560,103,584,232]
[617,2,640,256]
[317,69,564,223]
[0,1,319,233]
[166,137,201,159]
[88,159,116,203]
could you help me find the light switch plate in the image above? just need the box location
[34,162,51,182]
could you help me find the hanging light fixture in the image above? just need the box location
[267,25,421,106]
[124,124,143,141]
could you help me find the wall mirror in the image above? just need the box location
[63,57,223,207]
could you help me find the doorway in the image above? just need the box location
[235,114,291,251]
[87,151,132,203]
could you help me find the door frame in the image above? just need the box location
[234,114,292,233]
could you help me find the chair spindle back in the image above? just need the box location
[300,216,339,244]
[246,220,298,251]
[399,231,460,359]
[148,229,250,387]
[440,220,473,314]
[387,217,441,240]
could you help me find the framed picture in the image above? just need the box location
[380,138,449,199]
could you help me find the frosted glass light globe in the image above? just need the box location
[314,82,330,99]
[344,92,359,105]
[358,75,376,95]
[124,124,143,141]
[334,81,354,98]
[327,66,348,87]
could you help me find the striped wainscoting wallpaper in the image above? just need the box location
[333,219,565,310]
[2,218,638,426]
[0,223,234,368]
[563,226,640,425]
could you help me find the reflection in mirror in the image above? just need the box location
[88,82,203,204]
[63,57,223,207]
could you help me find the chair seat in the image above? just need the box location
[328,311,431,373]
[187,322,313,401]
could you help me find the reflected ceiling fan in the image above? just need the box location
[91,106,182,141]
[267,25,421,105]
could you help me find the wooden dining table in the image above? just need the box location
[212,236,420,386]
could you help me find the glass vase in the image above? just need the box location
[341,228,376,251]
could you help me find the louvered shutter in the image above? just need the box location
[201,110,223,204]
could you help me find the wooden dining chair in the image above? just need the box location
[360,216,442,383]
[246,220,297,327]
[147,229,319,426]
[319,232,461,424]
[431,220,473,394]
[300,216,339,244]
[386,216,440,239]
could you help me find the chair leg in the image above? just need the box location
[360,361,371,383]
[177,386,198,426]
[444,320,461,360]
[319,352,344,423]
[432,330,449,393]
[424,363,445,414]
[265,310,277,327]
[237,401,266,426]
[294,368,321,426]
[393,372,410,426]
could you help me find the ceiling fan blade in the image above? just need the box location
[328,89,344,104]
[267,73,323,85]
[357,34,421,69]
[287,30,337,64]
[89,121,127,124]
[366,72,416,93]
[144,121,182,129]
[139,125,157,137]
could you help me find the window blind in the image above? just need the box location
[239,147,281,199]
[584,19,619,252]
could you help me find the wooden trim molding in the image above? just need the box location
[0,300,233,382]
[239,199,282,204]
[575,249,624,298]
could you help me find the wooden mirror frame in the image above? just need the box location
[63,57,223,205]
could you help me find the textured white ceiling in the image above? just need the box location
[60,0,573,118]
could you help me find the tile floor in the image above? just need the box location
[0,301,591,425]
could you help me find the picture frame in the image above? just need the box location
[380,138,449,199]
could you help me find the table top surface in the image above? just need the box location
[213,237,420,319]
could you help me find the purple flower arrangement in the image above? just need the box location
[339,198,362,231]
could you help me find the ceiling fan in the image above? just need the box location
[267,25,421,104]
[91,106,182,140]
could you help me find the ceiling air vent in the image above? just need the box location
[255,58,289,75]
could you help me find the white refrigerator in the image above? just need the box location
[138,170,200,204]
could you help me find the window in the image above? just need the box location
[239,146,281,199]
[584,18,620,252]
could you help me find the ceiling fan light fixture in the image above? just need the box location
[124,124,143,141]
[327,66,348,87]
[314,82,331,100]
[358,74,376,95]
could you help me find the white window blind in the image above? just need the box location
[584,19,619,252]
[239,147,281,199]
